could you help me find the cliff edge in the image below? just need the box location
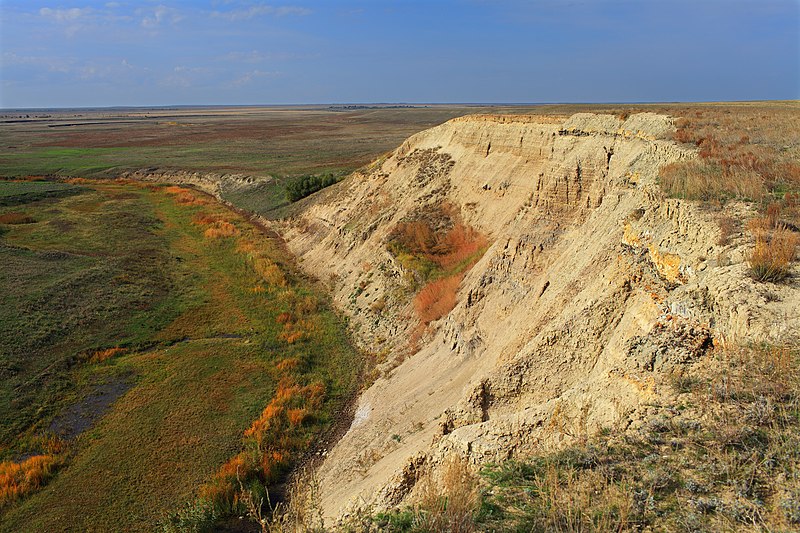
[277,112,799,520]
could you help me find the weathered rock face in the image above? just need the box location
[121,168,261,197]
[278,113,799,520]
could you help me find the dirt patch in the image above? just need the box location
[48,375,134,441]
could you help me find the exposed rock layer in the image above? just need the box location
[277,112,799,519]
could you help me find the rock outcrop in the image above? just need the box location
[277,112,798,520]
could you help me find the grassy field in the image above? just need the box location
[0,180,359,531]
[4,102,796,221]
[0,106,487,180]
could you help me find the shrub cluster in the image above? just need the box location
[285,174,339,203]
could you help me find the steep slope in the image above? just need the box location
[277,112,799,520]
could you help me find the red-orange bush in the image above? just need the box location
[414,274,463,325]
[89,347,126,363]
[204,221,239,239]
[254,258,286,287]
[0,454,60,507]
[0,212,36,224]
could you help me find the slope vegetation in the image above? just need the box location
[0,180,358,531]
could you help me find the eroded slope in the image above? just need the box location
[278,112,799,520]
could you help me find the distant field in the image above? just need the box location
[0,180,359,531]
[0,106,488,180]
[3,102,797,219]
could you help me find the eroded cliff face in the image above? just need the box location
[277,113,799,520]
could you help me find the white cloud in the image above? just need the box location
[2,52,72,73]
[140,5,182,28]
[221,50,318,63]
[211,4,311,21]
[229,69,280,87]
[39,7,92,22]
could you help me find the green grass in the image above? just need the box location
[0,181,359,532]
[0,180,85,206]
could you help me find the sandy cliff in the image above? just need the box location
[277,112,798,520]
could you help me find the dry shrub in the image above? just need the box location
[276,312,293,325]
[164,186,210,206]
[243,378,325,450]
[0,454,60,507]
[268,468,325,532]
[199,452,251,511]
[237,239,258,256]
[275,358,300,373]
[89,346,126,363]
[747,206,798,282]
[0,212,36,224]
[716,215,738,246]
[415,456,480,533]
[435,224,488,271]
[533,465,634,532]
[414,274,463,325]
[659,160,765,202]
[748,231,797,282]
[278,318,315,345]
[254,258,286,287]
[192,213,222,226]
[389,220,487,272]
[294,295,318,315]
[251,285,265,294]
[204,221,239,239]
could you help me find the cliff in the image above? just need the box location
[276,112,798,520]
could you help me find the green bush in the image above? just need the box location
[285,174,339,202]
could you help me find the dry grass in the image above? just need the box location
[203,220,240,239]
[662,106,800,210]
[414,457,481,533]
[88,346,127,364]
[748,229,798,282]
[0,212,36,224]
[164,185,211,206]
[0,455,61,508]
[747,204,798,282]
[472,343,800,532]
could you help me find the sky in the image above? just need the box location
[0,0,798,108]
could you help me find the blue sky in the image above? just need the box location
[1,0,798,108]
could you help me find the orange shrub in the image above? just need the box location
[254,258,286,287]
[199,452,251,510]
[0,212,36,224]
[276,312,294,324]
[251,285,265,294]
[748,228,798,282]
[0,454,60,507]
[236,239,258,256]
[164,186,210,205]
[414,274,463,325]
[89,347,126,363]
[434,223,488,270]
[287,408,308,426]
[275,357,300,373]
[192,213,221,226]
[278,318,314,344]
[203,221,239,239]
